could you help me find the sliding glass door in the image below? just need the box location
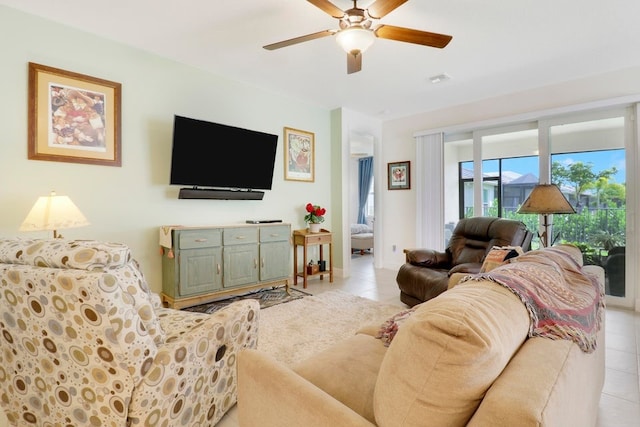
[443,107,635,307]
[545,111,629,302]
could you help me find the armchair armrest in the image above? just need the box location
[238,349,375,427]
[404,248,450,268]
[128,299,260,426]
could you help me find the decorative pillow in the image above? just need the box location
[480,246,523,273]
[376,308,416,346]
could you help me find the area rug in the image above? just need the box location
[257,290,404,365]
[183,286,311,314]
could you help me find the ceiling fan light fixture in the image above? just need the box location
[336,27,375,54]
[265,1,453,74]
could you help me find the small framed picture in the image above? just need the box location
[284,127,314,182]
[388,161,410,190]
[28,62,122,166]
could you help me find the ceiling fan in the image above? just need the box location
[263,0,452,74]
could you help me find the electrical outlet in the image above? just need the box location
[392,244,397,252]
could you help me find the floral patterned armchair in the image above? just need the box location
[0,238,259,426]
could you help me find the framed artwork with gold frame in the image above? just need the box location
[284,127,314,182]
[28,62,122,167]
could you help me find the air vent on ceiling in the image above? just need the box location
[429,73,451,84]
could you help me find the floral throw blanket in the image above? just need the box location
[461,247,604,353]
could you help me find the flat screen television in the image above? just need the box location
[170,115,278,199]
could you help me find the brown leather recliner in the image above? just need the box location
[396,217,533,307]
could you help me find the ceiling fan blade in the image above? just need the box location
[374,24,452,48]
[263,30,335,50]
[307,0,345,18]
[347,51,362,74]
[367,0,409,19]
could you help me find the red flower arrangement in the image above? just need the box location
[304,203,326,224]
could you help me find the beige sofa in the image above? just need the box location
[238,245,605,426]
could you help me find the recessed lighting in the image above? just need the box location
[429,73,451,84]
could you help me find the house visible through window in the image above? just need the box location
[459,156,538,219]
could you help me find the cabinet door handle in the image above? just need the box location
[254,259,258,268]
[270,233,279,237]
[195,238,208,243]
[236,236,246,240]
[217,264,221,274]
[261,258,265,268]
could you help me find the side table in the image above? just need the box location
[293,228,334,289]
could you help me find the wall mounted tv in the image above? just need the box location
[170,115,279,200]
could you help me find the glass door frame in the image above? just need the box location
[471,123,539,218]
[539,107,636,308]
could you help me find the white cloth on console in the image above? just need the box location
[159,225,181,249]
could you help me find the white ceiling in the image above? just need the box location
[4,0,640,119]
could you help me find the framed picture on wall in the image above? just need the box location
[28,62,122,167]
[284,127,314,182]
[388,161,411,190]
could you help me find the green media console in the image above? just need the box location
[160,223,291,308]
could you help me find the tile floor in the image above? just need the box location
[219,254,640,427]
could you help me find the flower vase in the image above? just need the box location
[309,223,322,233]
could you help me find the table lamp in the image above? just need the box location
[517,184,576,247]
[19,191,90,238]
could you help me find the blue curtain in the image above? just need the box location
[358,156,374,224]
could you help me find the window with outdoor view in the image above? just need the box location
[459,156,539,220]
[550,115,626,298]
[450,114,627,299]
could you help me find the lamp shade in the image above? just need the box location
[335,27,375,54]
[20,191,90,238]
[517,184,576,214]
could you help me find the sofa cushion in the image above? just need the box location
[468,329,605,427]
[374,280,529,426]
[293,333,388,424]
[468,259,603,427]
[351,233,374,241]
